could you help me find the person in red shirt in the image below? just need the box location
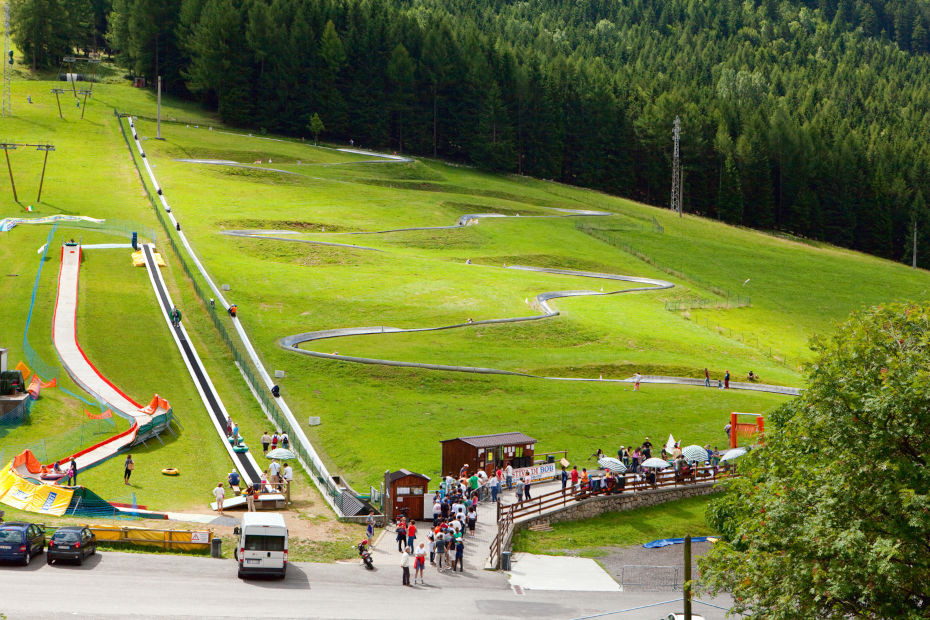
[407,521,417,552]
[570,466,579,489]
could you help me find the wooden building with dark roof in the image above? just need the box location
[383,469,431,522]
[440,432,536,477]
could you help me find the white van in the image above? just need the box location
[234,512,288,579]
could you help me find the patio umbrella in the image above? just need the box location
[266,448,297,460]
[597,457,627,474]
[641,457,671,469]
[681,444,708,463]
[720,447,749,462]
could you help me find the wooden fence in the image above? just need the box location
[487,464,734,569]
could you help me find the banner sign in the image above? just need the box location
[512,462,556,482]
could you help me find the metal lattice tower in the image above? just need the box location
[670,115,681,217]
[2,3,11,117]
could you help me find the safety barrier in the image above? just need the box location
[488,464,735,569]
[0,397,34,427]
[41,523,210,549]
[114,111,344,508]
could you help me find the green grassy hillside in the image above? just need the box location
[1,79,927,501]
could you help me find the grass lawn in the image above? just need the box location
[512,494,716,557]
[3,76,928,510]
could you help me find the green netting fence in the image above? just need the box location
[0,416,119,466]
[115,110,342,504]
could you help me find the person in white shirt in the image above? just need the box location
[268,460,281,485]
[212,483,225,514]
[432,500,442,526]
[505,463,514,489]
[401,547,411,586]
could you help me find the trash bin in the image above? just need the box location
[501,550,512,571]
[547,455,555,463]
[211,537,222,559]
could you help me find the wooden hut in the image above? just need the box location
[383,469,430,522]
[440,432,536,477]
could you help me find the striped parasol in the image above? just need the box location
[597,457,627,474]
[681,444,708,463]
[720,447,749,462]
[641,457,671,469]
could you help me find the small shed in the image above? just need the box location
[440,432,536,477]
[383,469,430,523]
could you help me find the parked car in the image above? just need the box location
[0,522,45,565]
[47,526,96,565]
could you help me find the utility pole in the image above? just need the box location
[2,3,12,117]
[683,534,693,619]
[156,76,162,139]
[36,145,54,202]
[671,116,682,218]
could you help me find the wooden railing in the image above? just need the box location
[488,499,514,569]
[487,464,734,568]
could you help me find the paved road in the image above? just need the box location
[0,551,735,619]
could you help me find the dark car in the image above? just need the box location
[47,526,96,565]
[0,522,45,565]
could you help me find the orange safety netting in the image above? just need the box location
[14,361,31,380]
[27,375,41,399]
[84,409,114,420]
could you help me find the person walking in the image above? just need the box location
[633,372,642,391]
[704,367,710,387]
[401,546,411,586]
[505,463,514,489]
[561,466,568,491]
[407,520,417,552]
[395,519,407,552]
[213,483,225,515]
[515,477,525,502]
[123,454,134,485]
[271,432,279,451]
[435,529,447,571]
[66,460,78,486]
[281,432,290,450]
[489,473,500,503]
[467,505,477,535]
[570,465,579,489]
[453,537,464,572]
[724,370,730,389]
[523,474,533,500]
[366,510,376,540]
[261,431,271,455]
[414,542,427,584]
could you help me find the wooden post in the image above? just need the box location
[3,147,17,202]
[684,534,692,619]
[54,92,62,119]
[36,148,49,202]
[80,91,89,119]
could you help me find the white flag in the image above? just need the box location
[665,434,676,453]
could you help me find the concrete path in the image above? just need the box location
[0,549,737,619]
[509,553,621,591]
